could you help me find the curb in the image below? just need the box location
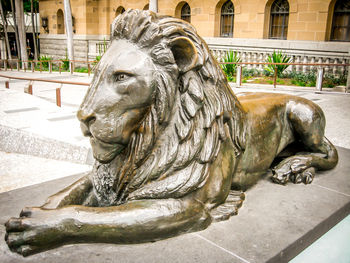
[0,124,93,165]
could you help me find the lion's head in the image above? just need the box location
[77,9,243,206]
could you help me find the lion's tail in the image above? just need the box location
[316,136,338,171]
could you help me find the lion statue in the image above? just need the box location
[5,9,338,256]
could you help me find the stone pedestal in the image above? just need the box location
[1,147,349,263]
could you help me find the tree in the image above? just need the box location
[10,0,20,59]
[30,0,37,61]
[0,0,11,60]
[23,0,38,12]
[15,0,28,67]
[63,0,74,70]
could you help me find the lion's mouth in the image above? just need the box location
[90,137,125,163]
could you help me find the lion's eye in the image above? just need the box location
[115,73,127,81]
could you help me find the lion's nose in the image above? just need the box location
[77,109,96,137]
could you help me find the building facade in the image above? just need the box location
[38,0,350,72]
[0,13,40,60]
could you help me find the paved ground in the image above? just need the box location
[0,70,349,262]
[0,71,92,192]
[0,148,349,263]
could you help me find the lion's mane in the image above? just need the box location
[92,9,244,206]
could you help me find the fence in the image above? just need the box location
[220,61,350,91]
[205,37,350,76]
[214,50,349,75]
[0,73,90,107]
[0,59,349,92]
[0,59,98,76]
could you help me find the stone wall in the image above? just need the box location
[39,34,110,66]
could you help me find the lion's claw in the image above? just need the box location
[271,170,290,184]
[5,217,24,231]
[6,232,23,248]
[290,173,302,184]
[302,167,315,184]
[20,207,33,217]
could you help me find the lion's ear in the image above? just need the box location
[169,37,198,73]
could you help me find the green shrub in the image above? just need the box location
[265,51,292,77]
[60,57,70,71]
[92,55,102,67]
[285,70,316,87]
[39,55,52,70]
[75,67,89,73]
[276,78,285,85]
[221,51,241,81]
[243,68,261,77]
[323,73,347,88]
[263,68,272,77]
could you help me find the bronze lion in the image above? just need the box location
[5,10,338,256]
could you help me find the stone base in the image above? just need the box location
[1,147,349,263]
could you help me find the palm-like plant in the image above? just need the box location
[265,51,292,77]
[221,51,241,81]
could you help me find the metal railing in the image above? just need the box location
[1,61,349,106]
[0,73,90,107]
[220,61,350,91]
[0,59,98,76]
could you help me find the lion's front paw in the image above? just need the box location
[210,191,245,222]
[272,157,314,185]
[5,217,39,256]
[5,226,40,256]
[5,207,65,256]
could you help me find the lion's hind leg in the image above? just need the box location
[272,136,338,184]
[271,99,338,185]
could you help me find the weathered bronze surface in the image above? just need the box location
[5,9,338,256]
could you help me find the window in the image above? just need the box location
[331,0,350,41]
[116,6,125,16]
[220,0,234,37]
[269,0,289,40]
[181,3,191,23]
[57,9,64,34]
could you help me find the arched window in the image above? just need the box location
[269,0,289,40]
[57,9,64,34]
[181,3,191,23]
[116,6,125,16]
[220,1,234,37]
[331,0,350,41]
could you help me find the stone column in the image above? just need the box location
[149,0,158,13]
[64,0,74,71]
[316,67,324,91]
[0,39,6,60]
[236,66,242,87]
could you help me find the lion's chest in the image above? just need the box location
[92,162,123,206]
